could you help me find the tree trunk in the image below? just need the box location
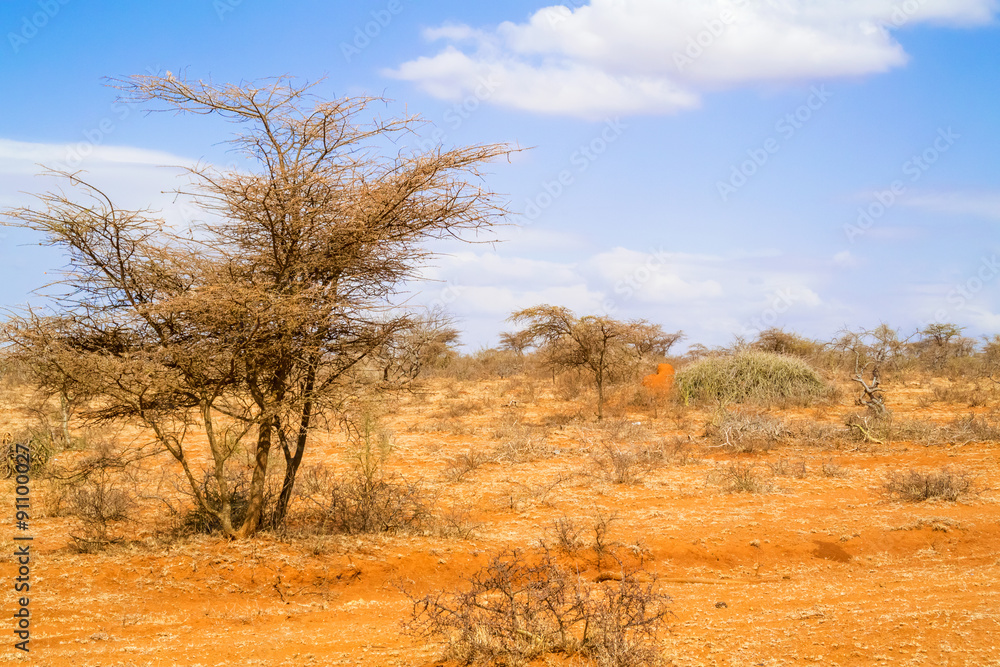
[59,393,72,448]
[236,417,274,538]
[272,367,316,528]
[596,375,604,421]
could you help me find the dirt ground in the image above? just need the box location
[1,375,998,666]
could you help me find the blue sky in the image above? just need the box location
[1,0,999,350]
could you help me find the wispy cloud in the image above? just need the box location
[902,191,1000,221]
[0,138,204,231]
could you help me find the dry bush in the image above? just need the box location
[882,468,973,502]
[708,462,771,494]
[945,413,1000,443]
[437,502,482,539]
[586,420,678,484]
[292,463,429,535]
[676,349,831,407]
[549,516,586,554]
[767,458,807,478]
[821,460,848,478]
[436,397,489,419]
[406,547,671,667]
[441,348,525,381]
[794,420,845,449]
[752,328,825,358]
[444,449,496,482]
[490,414,552,463]
[704,410,788,453]
[410,417,475,436]
[542,411,583,429]
[60,441,136,551]
[931,383,990,408]
[594,419,650,444]
[890,418,941,445]
[555,370,590,402]
[844,409,894,446]
[290,419,430,534]
[651,436,701,466]
[499,474,574,512]
[590,442,663,485]
[500,377,539,406]
[589,512,619,570]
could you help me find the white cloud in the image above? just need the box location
[0,139,230,243]
[833,250,857,267]
[386,0,997,118]
[408,244,834,347]
[903,191,1000,220]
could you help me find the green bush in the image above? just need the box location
[675,349,830,406]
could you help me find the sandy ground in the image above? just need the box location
[1,376,998,666]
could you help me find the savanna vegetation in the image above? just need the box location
[1,74,999,666]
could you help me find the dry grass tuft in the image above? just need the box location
[882,468,974,502]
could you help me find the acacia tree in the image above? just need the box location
[1,74,511,538]
[507,305,683,420]
[377,307,461,381]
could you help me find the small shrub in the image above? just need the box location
[293,417,430,534]
[931,383,989,407]
[821,460,847,478]
[753,328,824,358]
[651,436,700,466]
[709,462,770,494]
[946,413,1000,443]
[444,449,495,482]
[595,419,650,444]
[844,409,893,446]
[406,547,671,667]
[767,458,807,478]
[181,468,281,535]
[490,415,552,463]
[591,442,662,485]
[62,442,135,551]
[883,468,973,502]
[436,397,488,419]
[795,420,845,449]
[294,463,429,535]
[705,410,788,453]
[549,516,586,554]
[437,502,482,539]
[675,349,830,406]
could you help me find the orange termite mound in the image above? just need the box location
[641,363,675,395]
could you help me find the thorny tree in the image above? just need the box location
[507,305,683,420]
[835,325,917,447]
[1,74,511,538]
